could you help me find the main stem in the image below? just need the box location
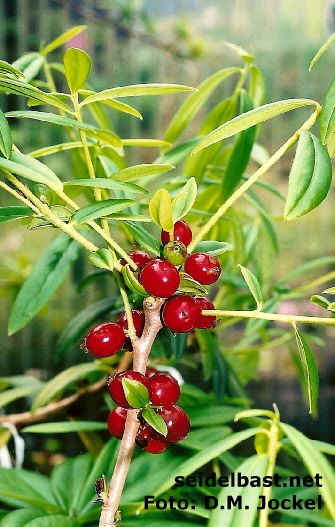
[98,297,165,527]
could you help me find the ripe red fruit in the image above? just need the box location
[145,367,158,379]
[108,371,150,409]
[152,405,190,443]
[149,373,180,406]
[140,259,180,298]
[85,322,125,357]
[161,220,192,247]
[184,252,221,285]
[193,296,217,329]
[161,294,201,333]
[107,406,127,439]
[117,310,145,341]
[136,424,169,454]
[121,250,152,269]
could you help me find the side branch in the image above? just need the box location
[203,309,335,325]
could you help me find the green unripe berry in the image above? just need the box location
[163,241,187,266]
[32,183,54,205]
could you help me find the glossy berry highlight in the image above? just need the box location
[149,373,180,406]
[85,322,125,357]
[161,294,201,333]
[108,370,150,409]
[107,406,127,439]
[194,296,217,329]
[161,220,192,247]
[184,252,221,285]
[140,259,180,298]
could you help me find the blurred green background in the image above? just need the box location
[1,0,335,448]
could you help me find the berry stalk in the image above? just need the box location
[99,296,164,527]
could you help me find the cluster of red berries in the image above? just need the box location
[107,368,190,454]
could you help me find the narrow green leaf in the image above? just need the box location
[80,83,196,107]
[178,272,208,295]
[154,427,261,497]
[310,32,335,70]
[72,199,136,224]
[249,65,266,107]
[281,422,335,520]
[80,89,143,119]
[293,324,319,415]
[123,139,169,147]
[54,298,117,363]
[238,265,263,310]
[0,151,63,191]
[172,178,197,222]
[6,111,122,147]
[63,48,91,93]
[87,248,115,270]
[17,516,80,527]
[185,405,242,427]
[0,78,72,113]
[142,407,168,437]
[0,385,40,408]
[323,286,335,294]
[0,206,32,223]
[163,68,240,146]
[41,25,87,56]
[122,264,149,297]
[320,75,335,143]
[112,163,174,183]
[193,240,233,256]
[209,455,269,527]
[0,509,46,527]
[20,54,44,83]
[29,141,83,158]
[32,362,104,412]
[8,234,82,335]
[277,256,335,285]
[22,421,107,434]
[192,99,318,155]
[149,189,173,231]
[284,131,332,220]
[122,378,150,408]
[0,107,12,158]
[64,178,148,194]
[221,40,254,62]
[122,221,161,255]
[0,59,24,77]
[310,295,331,309]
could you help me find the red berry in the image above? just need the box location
[193,296,217,329]
[117,310,145,337]
[152,405,190,443]
[184,252,221,285]
[108,371,150,409]
[161,220,192,247]
[161,295,201,333]
[140,259,180,298]
[107,406,127,439]
[149,373,180,405]
[145,367,158,379]
[136,424,169,454]
[85,322,125,357]
[121,250,153,270]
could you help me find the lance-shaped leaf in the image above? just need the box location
[71,199,136,224]
[238,264,263,310]
[87,248,115,270]
[0,78,72,113]
[63,48,91,94]
[178,272,207,295]
[163,67,240,146]
[112,163,174,182]
[191,99,318,155]
[0,151,63,191]
[122,378,150,409]
[149,189,173,231]
[0,59,24,77]
[22,421,107,434]
[64,178,147,195]
[142,407,167,437]
[80,89,142,119]
[0,108,12,158]
[0,206,32,223]
[320,75,335,143]
[8,234,83,335]
[249,65,266,107]
[284,131,332,220]
[292,324,319,415]
[310,32,335,71]
[122,221,161,255]
[172,177,197,222]
[193,240,233,256]
[41,25,87,56]
[80,83,196,106]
